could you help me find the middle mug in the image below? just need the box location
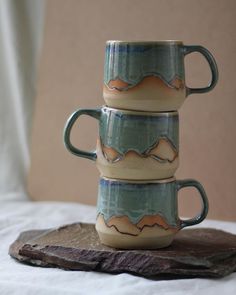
[64,106,179,180]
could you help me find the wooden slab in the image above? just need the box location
[9,223,236,279]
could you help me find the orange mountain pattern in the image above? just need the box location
[105,75,184,92]
[98,213,179,236]
[101,137,178,164]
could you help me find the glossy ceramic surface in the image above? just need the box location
[103,40,218,111]
[64,107,179,179]
[96,177,209,249]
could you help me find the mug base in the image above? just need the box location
[96,215,176,249]
[104,97,184,112]
[97,230,174,249]
[98,167,177,181]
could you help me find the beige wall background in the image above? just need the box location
[28,0,236,221]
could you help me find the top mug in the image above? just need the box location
[103,40,218,111]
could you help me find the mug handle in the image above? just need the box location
[183,45,219,96]
[176,179,209,229]
[63,108,101,161]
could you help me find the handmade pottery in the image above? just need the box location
[64,106,179,180]
[96,177,209,249]
[103,40,218,111]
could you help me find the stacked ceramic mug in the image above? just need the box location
[64,41,218,249]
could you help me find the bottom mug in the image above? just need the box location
[96,177,209,249]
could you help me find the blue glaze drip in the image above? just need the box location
[99,108,179,155]
[104,42,185,85]
[97,178,179,226]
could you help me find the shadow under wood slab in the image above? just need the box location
[9,223,236,280]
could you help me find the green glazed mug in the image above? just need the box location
[96,177,209,249]
[103,40,218,111]
[64,106,179,180]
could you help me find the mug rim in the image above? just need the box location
[106,40,183,45]
[101,176,176,184]
[102,105,178,116]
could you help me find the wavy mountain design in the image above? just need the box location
[105,75,184,92]
[98,214,179,236]
[101,137,178,164]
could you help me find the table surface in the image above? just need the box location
[0,200,235,295]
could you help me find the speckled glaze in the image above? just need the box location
[64,106,179,179]
[103,40,218,111]
[96,177,209,249]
